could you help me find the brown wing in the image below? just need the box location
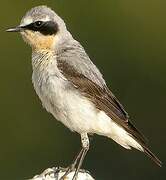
[57,59,163,167]
[57,60,147,145]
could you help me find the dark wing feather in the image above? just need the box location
[57,60,147,145]
[57,60,162,166]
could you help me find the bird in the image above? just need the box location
[7,5,161,179]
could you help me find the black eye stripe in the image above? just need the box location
[23,21,59,35]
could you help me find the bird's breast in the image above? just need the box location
[32,57,67,117]
[31,53,114,134]
[31,60,98,133]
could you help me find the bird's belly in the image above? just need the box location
[32,73,143,150]
[33,74,101,133]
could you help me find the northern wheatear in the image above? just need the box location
[7,5,161,180]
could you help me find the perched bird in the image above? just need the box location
[7,5,161,179]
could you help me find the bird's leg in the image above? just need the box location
[60,133,89,180]
[70,148,84,170]
[72,133,89,180]
[60,148,84,179]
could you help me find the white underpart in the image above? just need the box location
[32,56,143,152]
[97,111,143,151]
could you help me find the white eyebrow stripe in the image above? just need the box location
[21,17,33,26]
[20,16,51,26]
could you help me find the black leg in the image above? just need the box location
[72,147,89,180]
[59,148,84,180]
[71,133,89,180]
[60,133,90,180]
[71,148,84,169]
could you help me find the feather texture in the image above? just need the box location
[57,50,161,167]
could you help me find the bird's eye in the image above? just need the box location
[34,21,43,28]
[24,20,58,35]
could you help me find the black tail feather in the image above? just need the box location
[143,146,162,167]
[126,121,162,167]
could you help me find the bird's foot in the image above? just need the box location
[59,164,75,180]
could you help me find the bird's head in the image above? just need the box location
[6,6,71,51]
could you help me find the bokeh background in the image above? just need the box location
[0,0,165,179]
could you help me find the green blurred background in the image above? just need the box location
[1,0,165,179]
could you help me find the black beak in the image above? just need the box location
[6,26,23,32]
